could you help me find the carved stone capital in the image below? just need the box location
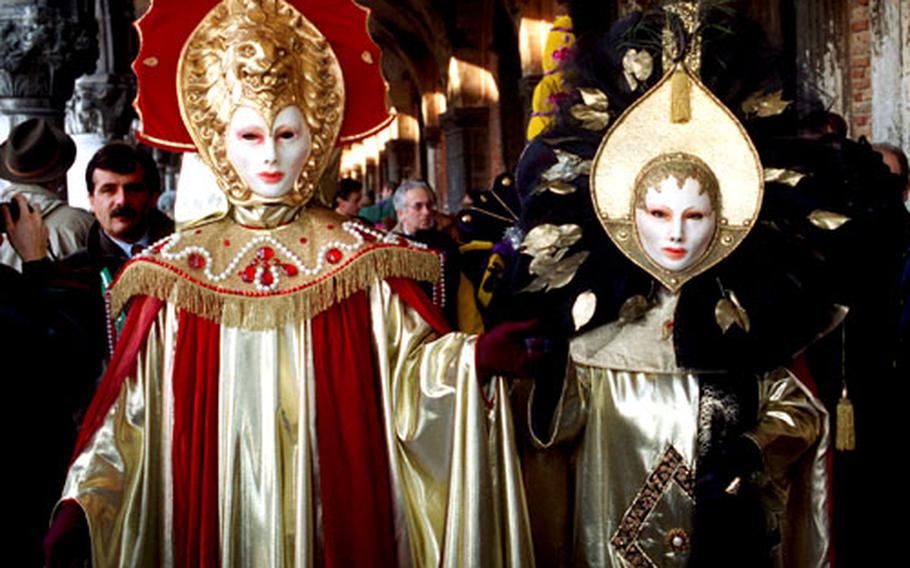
[0,3,98,103]
[65,73,135,138]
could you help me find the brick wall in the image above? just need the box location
[849,0,872,138]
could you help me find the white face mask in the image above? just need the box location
[634,175,716,271]
[226,105,311,199]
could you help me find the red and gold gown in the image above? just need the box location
[60,205,533,567]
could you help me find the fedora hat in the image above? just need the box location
[0,118,76,184]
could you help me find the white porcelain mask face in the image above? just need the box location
[226,105,311,199]
[634,175,716,271]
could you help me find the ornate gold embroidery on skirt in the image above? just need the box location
[610,445,695,567]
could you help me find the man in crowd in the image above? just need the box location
[0,118,94,270]
[393,179,438,237]
[332,177,364,218]
[63,142,173,293]
[873,143,910,206]
[393,179,461,325]
[60,141,173,364]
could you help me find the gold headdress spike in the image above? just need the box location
[177,0,345,207]
[589,3,763,293]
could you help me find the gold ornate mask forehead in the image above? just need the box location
[590,64,763,292]
[178,0,345,206]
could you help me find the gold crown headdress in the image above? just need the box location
[177,0,345,206]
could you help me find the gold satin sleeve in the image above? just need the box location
[58,305,175,568]
[748,367,831,568]
[369,281,534,568]
[747,367,823,510]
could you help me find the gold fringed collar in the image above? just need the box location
[110,206,440,329]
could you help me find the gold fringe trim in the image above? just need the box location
[110,247,440,330]
[670,68,691,124]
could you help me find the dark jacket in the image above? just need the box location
[61,210,174,294]
[1,259,104,565]
[51,211,174,387]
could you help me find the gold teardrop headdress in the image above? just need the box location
[177,0,345,207]
[590,3,763,292]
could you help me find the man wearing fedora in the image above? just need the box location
[0,118,94,271]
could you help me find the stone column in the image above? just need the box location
[0,1,98,138]
[794,1,849,123]
[363,160,378,198]
[383,138,417,185]
[65,0,138,209]
[423,125,442,195]
[869,0,909,153]
[439,106,489,213]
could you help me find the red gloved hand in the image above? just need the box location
[476,319,547,379]
[44,499,90,568]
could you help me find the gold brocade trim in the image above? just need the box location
[110,245,439,330]
[610,445,695,567]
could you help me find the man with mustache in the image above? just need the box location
[60,142,173,363]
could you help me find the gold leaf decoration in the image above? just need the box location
[570,88,610,131]
[542,150,592,181]
[619,295,651,323]
[521,251,590,293]
[572,290,597,330]
[533,150,591,195]
[546,180,577,195]
[741,90,792,118]
[520,223,582,257]
[528,246,567,275]
[715,290,750,334]
[763,167,805,187]
[808,210,850,230]
[521,224,587,292]
[578,87,608,108]
[622,48,654,91]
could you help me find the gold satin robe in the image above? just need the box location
[60,280,533,567]
[531,290,830,567]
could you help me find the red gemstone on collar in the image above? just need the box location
[223,239,231,247]
[282,263,299,277]
[326,224,334,230]
[261,269,274,286]
[326,248,343,264]
[187,253,205,269]
[240,265,256,283]
[299,237,308,244]
[258,246,275,261]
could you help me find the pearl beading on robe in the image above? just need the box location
[142,221,428,292]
